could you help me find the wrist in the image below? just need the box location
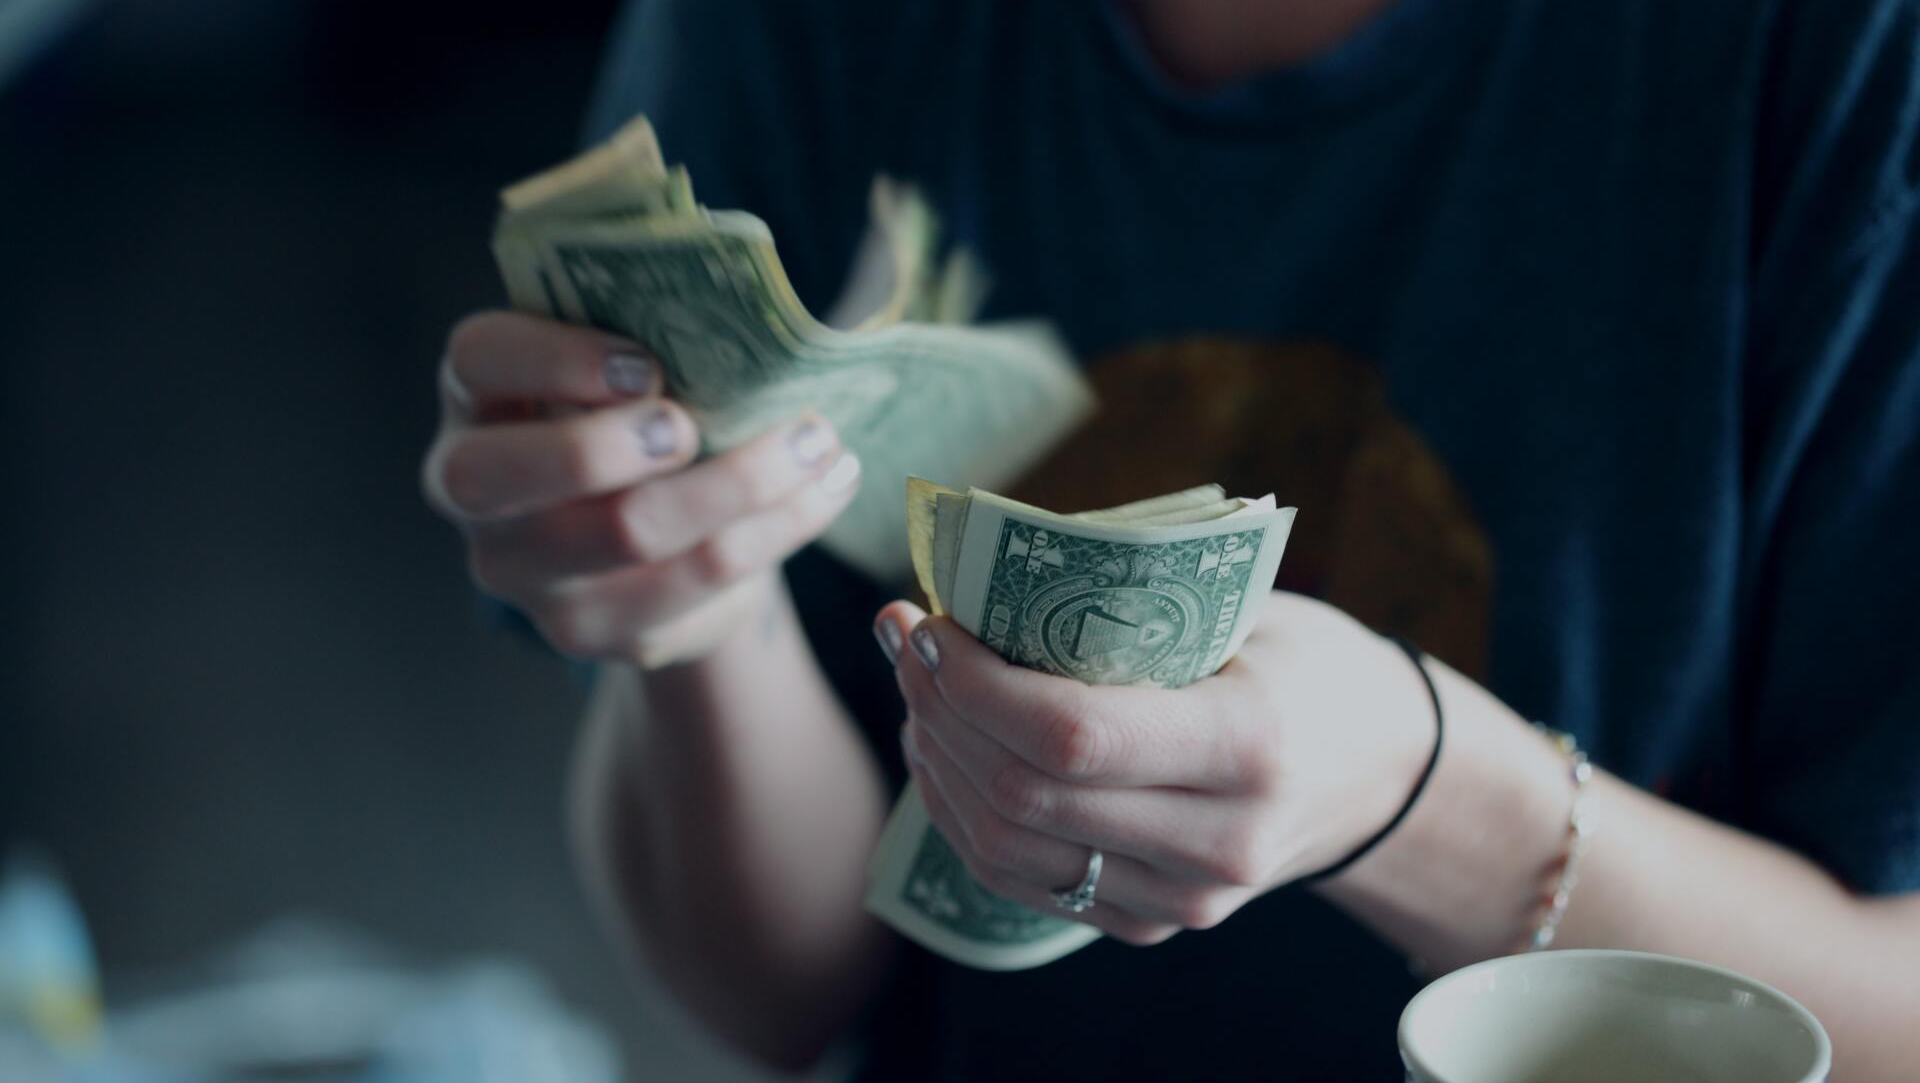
[1298,635,1442,883]
[1312,657,1570,968]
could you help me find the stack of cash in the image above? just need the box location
[491,117,1093,581]
[493,119,1298,971]
[866,479,1296,970]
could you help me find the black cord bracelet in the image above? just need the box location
[1300,635,1445,884]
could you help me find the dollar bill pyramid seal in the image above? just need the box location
[866,478,1296,970]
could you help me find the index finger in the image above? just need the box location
[903,616,1243,789]
[443,310,655,419]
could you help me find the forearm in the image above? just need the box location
[570,577,894,1071]
[1559,773,1920,1076]
[1318,657,1920,1081]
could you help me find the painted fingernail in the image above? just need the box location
[875,617,903,663]
[818,452,861,494]
[638,406,678,458]
[789,417,834,467]
[901,724,926,767]
[910,626,940,673]
[604,353,658,396]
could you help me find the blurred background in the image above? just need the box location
[1,0,764,1077]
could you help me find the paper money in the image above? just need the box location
[868,479,1296,970]
[491,117,1093,582]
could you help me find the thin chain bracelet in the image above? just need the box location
[1526,724,1594,950]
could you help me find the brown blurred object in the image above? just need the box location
[1012,339,1494,680]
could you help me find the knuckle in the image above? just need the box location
[433,440,496,517]
[608,498,664,565]
[630,630,679,670]
[1174,891,1234,931]
[465,544,511,595]
[444,311,502,365]
[534,600,601,659]
[985,760,1049,828]
[1202,827,1268,888]
[1110,922,1177,948]
[966,815,1017,872]
[1236,740,1286,796]
[1034,702,1106,782]
[963,853,1015,898]
[688,531,755,588]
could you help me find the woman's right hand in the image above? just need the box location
[422,311,862,668]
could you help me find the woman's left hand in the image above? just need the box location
[877,591,1437,946]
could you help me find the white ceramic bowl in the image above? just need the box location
[1399,950,1831,1083]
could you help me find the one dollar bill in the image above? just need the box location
[867,479,1296,969]
[489,117,1094,582]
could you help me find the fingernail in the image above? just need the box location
[818,452,861,495]
[604,353,658,396]
[789,417,834,467]
[875,617,903,663]
[638,407,678,458]
[910,626,940,673]
[901,724,925,767]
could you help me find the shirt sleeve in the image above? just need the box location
[1740,0,1920,894]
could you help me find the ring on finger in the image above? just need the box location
[1049,848,1104,913]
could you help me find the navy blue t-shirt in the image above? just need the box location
[583,1,1920,1077]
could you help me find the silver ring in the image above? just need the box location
[1049,849,1103,913]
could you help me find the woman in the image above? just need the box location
[424,0,1920,1077]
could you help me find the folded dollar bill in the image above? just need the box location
[867,479,1296,969]
[491,117,1094,582]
